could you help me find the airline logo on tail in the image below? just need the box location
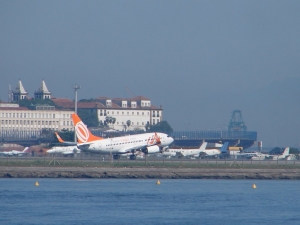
[55,132,65,143]
[75,120,90,143]
[23,147,29,153]
[221,142,229,153]
[71,113,104,144]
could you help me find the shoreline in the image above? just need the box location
[1,167,300,179]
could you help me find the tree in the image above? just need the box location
[105,116,116,128]
[58,129,74,142]
[147,121,173,134]
[289,148,299,154]
[99,120,105,128]
[40,128,55,143]
[18,98,55,108]
[145,121,150,131]
[77,109,98,127]
[126,120,131,130]
[79,98,97,102]
[269,147,282,155]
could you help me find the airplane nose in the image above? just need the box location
[170,137,174,143]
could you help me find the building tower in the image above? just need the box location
[34,80,51,99]
[12,79,28,102]
[228,110,247,131]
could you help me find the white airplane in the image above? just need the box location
[162,142,229,158]
[0,147,29,156]
[47,146,81,156]
[251,153,269,160]
[71,113,174,160]
[272,147,290,160]
[199,142,229,157]
[169,142,208,158]
[286,154,297,161]
[251,147,290,160]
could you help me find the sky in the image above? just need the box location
[1,1,300,148]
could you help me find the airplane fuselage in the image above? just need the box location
[78,132,173,155]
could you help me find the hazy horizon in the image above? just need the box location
[1,1,299,148]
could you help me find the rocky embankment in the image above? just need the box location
[1,167,300,179]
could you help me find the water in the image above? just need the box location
[0,179,300,225]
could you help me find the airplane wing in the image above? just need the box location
[117,144,149,154]
[62,150,80,156]
[0,152,13,156]
[199,152,208,157]
[175,152,186,158]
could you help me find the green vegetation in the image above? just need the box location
[18,99,55,108]
[78,98,97,102]
[269,147,299,155]
[77,109,99,127]
[105,116,116,128]
[146,121,173,134]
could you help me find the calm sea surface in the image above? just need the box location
[0,178,299,225]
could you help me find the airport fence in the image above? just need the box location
[1,155,300,169]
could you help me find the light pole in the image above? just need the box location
[73,84,80,142]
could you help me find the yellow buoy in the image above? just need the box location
[252,184,257,189]
[156,180,161,185]
[35,181,39,186]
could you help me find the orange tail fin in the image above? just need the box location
[71,113,104,144]
[55,132,65,143]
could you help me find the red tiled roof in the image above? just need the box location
[131,96,150,101]
[0,107,29,111]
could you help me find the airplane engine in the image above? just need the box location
[143,145,160,154]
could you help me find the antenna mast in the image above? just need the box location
[73,84,81,143]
